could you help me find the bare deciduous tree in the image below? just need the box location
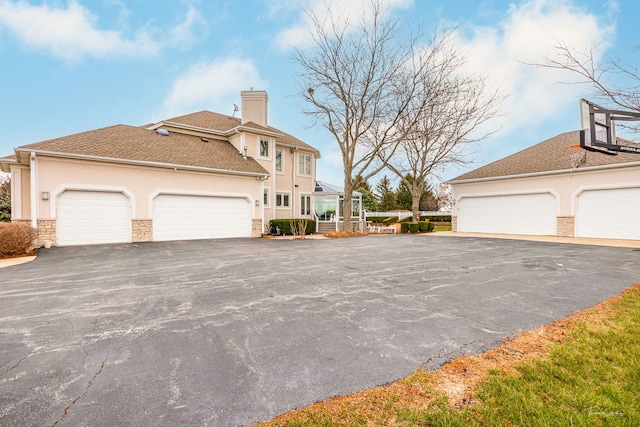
[385,30,503,222]
[294,0,432,231]
[540,41,640,113]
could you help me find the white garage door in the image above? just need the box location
[153,194,251,241]
[57,191,131,246]
[576,188,640,240]
[458,193,556,235]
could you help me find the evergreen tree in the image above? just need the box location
[396,175,439,213]
[0,175,10,222]
[375,175,397,212]
[356,180,378,212]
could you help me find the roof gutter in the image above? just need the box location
[448,160,640,185]
[15,149,270,179]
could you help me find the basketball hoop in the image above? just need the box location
[563,144,586,171]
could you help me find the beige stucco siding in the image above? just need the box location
[34,157,262,220]
[11,166,31,220]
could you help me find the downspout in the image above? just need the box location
[291,147,298,218]
[260,177,265,235]
[29,152,37,229]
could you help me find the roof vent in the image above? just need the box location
[156,128,169,136]
[201,137,209,142]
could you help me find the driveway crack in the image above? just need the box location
[52,357,107,427]
[1,351,33,377]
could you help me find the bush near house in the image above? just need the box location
[269,219,316,236]
[0,223,37,258]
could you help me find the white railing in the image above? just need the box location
[366,211,451,219]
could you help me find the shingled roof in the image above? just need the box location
[450,130,640,182]
[164,110,320,156]
[12,125,269,176]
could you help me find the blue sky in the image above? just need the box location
[0,0,637,186]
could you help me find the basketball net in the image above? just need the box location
[563,144,586,172]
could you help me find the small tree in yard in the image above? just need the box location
[384,28,503,222]
[294,0,435,230]
[0,174,10,222]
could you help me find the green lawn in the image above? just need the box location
[433,225,452,232]
[259,286,640,426]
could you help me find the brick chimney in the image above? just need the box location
[240,90,268,127]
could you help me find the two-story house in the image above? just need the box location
[0,90,320,246]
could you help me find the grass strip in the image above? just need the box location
[256,285,640,426]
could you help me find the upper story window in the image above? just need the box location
[275,149,283,172]
[298,153,312,176]
[259,138,269,158]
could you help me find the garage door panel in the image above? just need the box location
[458,193,556,235]
[57,191,131,246]
[153,195,251,241]
[576,188,640,240]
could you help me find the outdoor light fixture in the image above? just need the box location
[41,191,49,200]
[255,200,260,206]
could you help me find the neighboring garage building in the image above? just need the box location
[0,90,320,246]
[449,131,640,240]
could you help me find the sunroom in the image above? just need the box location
[313,181,365,233]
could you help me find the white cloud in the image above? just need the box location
[158,57,267,120]
[451,0,615,135]
[272,0,413,51]
[0,0,201,62]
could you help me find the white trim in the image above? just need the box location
[275,148,284,174]
[454,189,560,217]
[148,189,253,218]
[448,161,640,185]
[299,192,312,217]
[263,187,270,207]
[275,191,292,209]
[49,185,136,219]
[14,149,270,179]
[258,137,271,160]
[29,152,37,228]
[570,182,640,216]
[297,153,313,177]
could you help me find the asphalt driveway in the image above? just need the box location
[1,235,638,426]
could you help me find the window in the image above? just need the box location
[259,138,269,157]
[300,194,311,216]
[298,153,311,175]
[263,188,269,206]
[275,149,283,172]
[276,192,290,208]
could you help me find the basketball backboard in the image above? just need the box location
[579,99,640,155]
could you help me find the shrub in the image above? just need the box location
[418,221,430,232]
[269,219,316,235]
[0,223,37,258]
[420,215,452,222]
[401,222,420,233]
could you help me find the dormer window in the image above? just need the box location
[259,138,269,158]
